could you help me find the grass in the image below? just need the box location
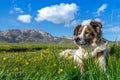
[0,42,120,80]
[0,42,76,52]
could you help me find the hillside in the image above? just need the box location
[0,29,54,42]
[0,29,73,43]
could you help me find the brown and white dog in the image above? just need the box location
[59,20,108,73]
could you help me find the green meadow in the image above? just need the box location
[0,42,120,80]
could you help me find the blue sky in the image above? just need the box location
[0,0,120,41]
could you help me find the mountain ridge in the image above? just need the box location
[0,29,73,43]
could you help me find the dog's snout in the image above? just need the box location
[75,37,81,42]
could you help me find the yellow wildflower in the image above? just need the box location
[36,72,39,75]
[3,57,7,61]
[53,64,57,67]
[28,59,31,61]
[14,67,19,71]
[33,59,37,62]
[44,48,49,53]
[25,61,29,65]
[46,48,49,51]
[67,56,72,60]
[57,69,63,74]
[60,49,63,52]
[74,66,77,69]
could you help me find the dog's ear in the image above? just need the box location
[90,21,102,33]
[90,21,102,28]
[73,25,82,36]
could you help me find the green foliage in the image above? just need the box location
[0,42,76,52]
[109,42,120,59]
[0,42,120,80]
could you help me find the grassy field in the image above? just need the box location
[0,42,120,80]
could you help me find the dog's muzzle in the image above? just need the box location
[74,37,86,45]
[74,37,81,42]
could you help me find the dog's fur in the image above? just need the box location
[59,20,108,73]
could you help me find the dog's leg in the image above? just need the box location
[99,56,107,72]
[80,60,85,74]
[75,59,85,74]
[92,42,108,58]
[73,55,85,74]
[96,52,107,72]
[59,49,76,57]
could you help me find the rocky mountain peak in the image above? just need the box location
[0,29,54,42]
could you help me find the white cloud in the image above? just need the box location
[108,26,120,32]
[9,7,24,14]
[81,19,91,26]
[64,20,80,27]
[94,18,101,22]
[17,14,32,23]
[81,18,102,26]
[14,7,24,13]
[35,3,78,25]
[96,4,107,16]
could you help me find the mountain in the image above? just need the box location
[0,29,54,42]
[54,36,74,43]
[0,29,73,43]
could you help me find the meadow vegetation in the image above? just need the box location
[0,42,120,80]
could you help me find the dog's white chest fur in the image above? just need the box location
[73,47,88,60]
[74,42,107,59]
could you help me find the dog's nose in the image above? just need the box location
[74,37,81,42]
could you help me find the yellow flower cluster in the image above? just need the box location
[25,61,29,65]
[57,69,63,74]
[66,56,72,60]
[53,64,57,67]
[14,67,19,71]
[0,48,71,77]
[43,48,49,53]
[74,66,77,69]
[3,57,7,61]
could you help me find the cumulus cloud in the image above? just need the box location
[64,20,80,27]
[35,3,78,25]
[9,7,24,14]
[81,18,102,26]
[17,14,32,23]
[14,7,24,13]
[94,18,101,22]
[96,4,107,16]
[81,19,91,26]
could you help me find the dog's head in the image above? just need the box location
[74,21,102,46]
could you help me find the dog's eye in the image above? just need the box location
[85,31,90,34]
[78,31,81,34]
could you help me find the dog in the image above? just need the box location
[59,20,108,73]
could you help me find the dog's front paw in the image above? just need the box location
[59,49,76,57]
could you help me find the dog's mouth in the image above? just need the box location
[74,37,88,45]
